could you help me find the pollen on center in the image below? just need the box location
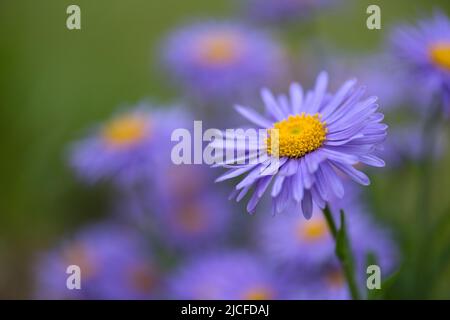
[429,42,450,70]
[102,115,148,148]
[266,113,327,158]
[243,287,273,300]
[297,217,329,242]
[196,32,241,66]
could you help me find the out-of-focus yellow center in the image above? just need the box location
[196,33,241,66]
[102,115,147,148]
[430,42,450,70]
[266,113,327,158]
[326,270,345,289]
[243,287,273,300]
[297,217,328,242]
[129,264,156,293]
[64,244,97,279]
[177,203,206,233]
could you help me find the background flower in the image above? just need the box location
[167,251,285,299]
[391,12,450,114]
[258,198,398,275]
[161,21,287,102]
[35,223,160,299]
[70,105,189,187]
[244,0,338,23]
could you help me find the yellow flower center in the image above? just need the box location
[63,244,97,279]
[266,113,327,158]
[128,264,156,293]
[430,42,450,70]
[196,32,241,66]
[102,115,148,148]
[297,217,329,242]
[326,270,345,289]
[243,287,273,300]
[177,203,207,233]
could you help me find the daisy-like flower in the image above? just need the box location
[328,54,427,111]
[213,72,387,218]
[381,125,446,168]
[391,12,450,114]
[155,193,231,250]
[168,251,284,300]
[258,199,398,274]
[70,104,188,187]
[293,264,351,300]
[35,223,160,299]
[162,22,286,101]
[260,191,397,300]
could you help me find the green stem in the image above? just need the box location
[323,206,361,300]
[413,101,442,296]
[323,205,337,238]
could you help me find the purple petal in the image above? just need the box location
[234,105,272,128]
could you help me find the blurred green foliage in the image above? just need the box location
[0,0,449,298]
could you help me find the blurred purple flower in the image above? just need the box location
[258,207,334,268]
[117,160,233,250]
[380,124,446,168]
[35,223,160,299]
[155,186,233,251]
[70,104,189,187]
[244,0,337,23]
[258,190,397,300]
[328,54,430,112]
[391,12,450,114]
[258,200,398,275]
[161,21,286,101]
[213,72,387,218]
[293,265,351,300]
[168,251,285,299]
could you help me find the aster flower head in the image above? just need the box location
[296,265,353,300]
[70,104,188,187]
[391,12,450,114]
[213,72,387,218]
[162,21,286,100]
[156,194,231,250]
[380,124,446,168]
[168,251,284,300]
[328,54,429,111]
[245,0,337,23]
[258,199,398,275]
[35,224,160,299]
[259,193,398,300]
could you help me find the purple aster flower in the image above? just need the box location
[70,104,188,187]
[168,251,285,300]
[119,161,233,251]
[293,265,351,300]
[155,194,231,250]
[35,223,160,299]
[258,207,334,269]
[391,12,450,114]
[327,54,429,112]
[213,72,387,218]
[161,22,286,101]
[244,0,337,23]
[380,124,446,168]
[258,200,398,275]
